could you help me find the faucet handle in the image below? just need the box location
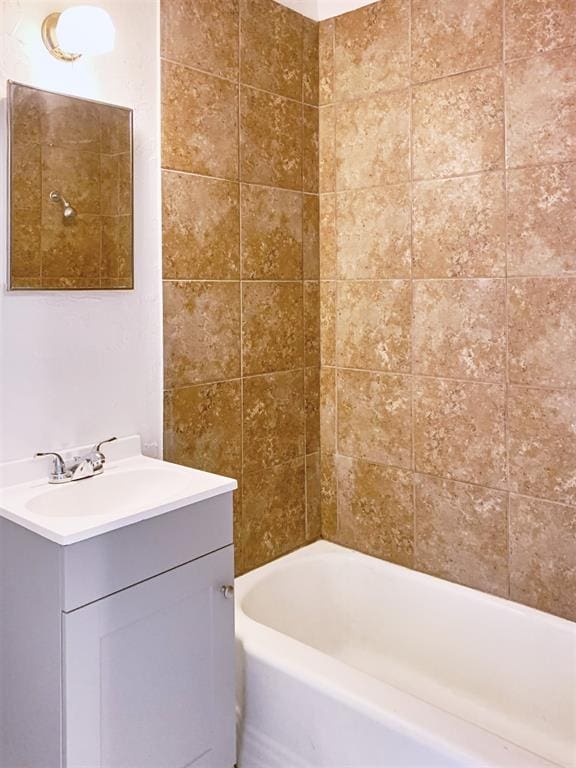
[95,437,118,453]
[90,437,118,470]
[34,451,72,483]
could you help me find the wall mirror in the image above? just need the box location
[7,81,133,290]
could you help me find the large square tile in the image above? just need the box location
[161,0,238,78]
[506,47,576,168]
[412,0,502,83]
[508,386,576,505]
[242,282,304,375]
[334,0,409,99]
[162,61,238,177]
[163,281,241,388]
[336,280,411,372]
[413,67,504,180]
[414,377,506,488]
[337,185,411,278]
[508,278,576,386]
[509,494,576,621]
[337,456,414,566]
[337,369,412,468]
[240,87,302,189]
[412,172,505,278]
[240,185,302,280]
[413,279,506,381]
[415,474,508,596]
[242,370,305,472]
[163,172,239,279]
[336,89,410,190]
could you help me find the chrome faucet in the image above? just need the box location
[35,437,118,484]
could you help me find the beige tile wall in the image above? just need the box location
[319,0,576,621]
[161,0,320,574]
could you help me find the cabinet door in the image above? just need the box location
[62,546,235,768]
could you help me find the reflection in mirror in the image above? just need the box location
[8,82,133,290]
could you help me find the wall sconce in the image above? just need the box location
[41,6,115,62]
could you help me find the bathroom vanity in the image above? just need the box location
[0,436,236,768]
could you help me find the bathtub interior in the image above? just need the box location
[240,544,576,768]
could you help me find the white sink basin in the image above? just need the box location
[27,467,197,518]
[0,436,237,545]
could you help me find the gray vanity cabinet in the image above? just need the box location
[0,493,236,768]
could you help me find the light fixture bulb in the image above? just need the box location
[41,5,115,61]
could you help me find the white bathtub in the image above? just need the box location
[235,541,576,768]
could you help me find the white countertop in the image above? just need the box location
[0,436,237,545]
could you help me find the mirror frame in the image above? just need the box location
[7,80,135,291]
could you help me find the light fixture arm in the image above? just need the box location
[41,12,81,62]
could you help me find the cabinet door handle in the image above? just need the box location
[220,585,234,599]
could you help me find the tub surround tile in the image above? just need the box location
[161,60,238,178]
[240,0,302,101]
[337,369,412,468]
[320,281,336,366]
[509,494,576,621]
[415,474,509,597]
[508,386,576,506]
[303,195,320,279]
[163,281,240,389]
[411,0,502,83]
[412,67,504,180]
[336,89,410,190]
[242,282,304,376]
[337,456,414,566]
[413,279,506,381]
[508,278,576,387]
[319,106,336,193]
[242,458,306,571]
[505,0,576,60]
[412,173,506,278]
[162,172,239,280]
[304,282,321,368]
[242,370,305,474]
[333,0,409,100]
[319,195,337,279]
[164,380,242,479]
[240,185,303,280]
[160,0,239,79]
[303,106,320,193]
[506,47,576,168]
[337,185,411,279]
[305,367,320,454]
[320,366,336,454]
[319,19,335,105]
[240,87,302,190]
[336,280,411,372]
[305,453,322,541]
[414,378,507,489]
[320,453,338,539]
[303,18,320,105]
[507,163,576,276]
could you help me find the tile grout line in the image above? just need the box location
[161,54,320,109]
[408,0,417,565]
[160,158,576,195]
[502,0,512,600]
[237,4,244,573]
[331,16,340,540]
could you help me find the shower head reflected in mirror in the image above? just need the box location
[49,190,77,222]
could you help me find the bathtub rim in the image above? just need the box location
[235,541,575,768]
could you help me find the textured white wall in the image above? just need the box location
[0,0,162,462]
[276,0,377,20]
